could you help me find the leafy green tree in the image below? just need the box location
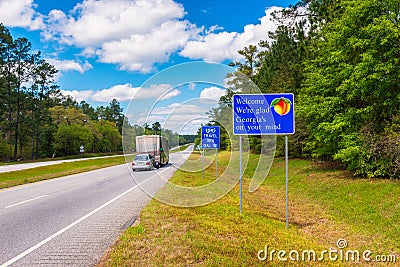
[122,123,145,152]
[94,120,122,152]
[0,24,14,158]
[143,123,152,135]
[79,101,97,121]
[0,138,10,161]
[0,24,12,146]
[107,99,124,133]
[11,37,40,160]
[252,23,309,156]
[38,124,57,158]
[50,106,90,126]
[0,24,126,160]
[152,122,161,135]
[53,124,94,156]
[300,0,400,177]
[161,128,178,148]
[95,99,125,133]
[255,25,306,95]
[30,60,58,158]
[60,95,78,107]
[229,45,260,78]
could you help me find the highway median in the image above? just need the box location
[0,147,189,189]
[0,156,127,189]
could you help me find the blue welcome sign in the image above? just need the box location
[233,94,295,135]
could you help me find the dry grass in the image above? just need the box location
[97,152,399,266]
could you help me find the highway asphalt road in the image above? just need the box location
[0,146,192,266]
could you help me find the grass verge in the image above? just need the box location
[0,146,189,189]
[0,152,124,166]
[98,151,400,266]
[0,156,126,189]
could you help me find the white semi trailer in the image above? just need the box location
[135,135,169,168]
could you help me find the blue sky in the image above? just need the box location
[0,0,298,133]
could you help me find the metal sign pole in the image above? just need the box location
[216,149,218,178]
[240,135,243,214]
[285,135,289,228]
[202,148,205,179]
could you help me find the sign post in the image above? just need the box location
[196,145,204,179]
[79,145,84,158]
[233,94,294,225]
[239,135,243,214]
[216,149,218,178]
[285,135,289,228]
[202,148,205,179]
[201,126,220,179]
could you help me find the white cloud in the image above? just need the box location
[160,89,181,100]
[2,1,295,75]
[98,20,195,73]
[91,84,137,102]
[164,114,208,134]
[136,111,208,134]
[199,86,226,100]
[45,58,93,74]
[151,103,204,116]
[0,0,43,30]
[180,6,283,62]
[137,102,210,134]
[41,0,199,73]
[44,0,186,46]
[60,83,176,103]
[136,115,166,126]
[60,89,93,103]
[132,83,177,100]
[180,31,237,62]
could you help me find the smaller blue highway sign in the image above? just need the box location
[201,126,220,149]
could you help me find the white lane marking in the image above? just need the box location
[0,174,155,267]
[4,195,49,209]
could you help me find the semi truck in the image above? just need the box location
[135,135,169,168]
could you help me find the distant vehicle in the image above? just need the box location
[132,154,155,171]
[135,135,169,168]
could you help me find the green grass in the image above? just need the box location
[0,156,127,189]
[268,158,400,251]
[98,151,399,267]
[169,144,191,153]
[0,152,124,166]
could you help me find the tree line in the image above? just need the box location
[0,24,126,160]
[0,23,191,161]
[209,0,400,178]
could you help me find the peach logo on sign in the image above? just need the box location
[270,97,291,116]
